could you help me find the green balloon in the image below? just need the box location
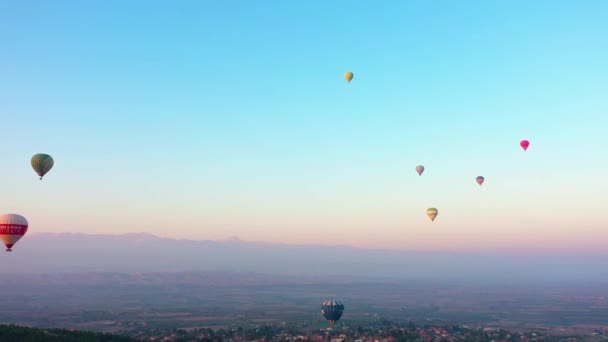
[31,153,54,180]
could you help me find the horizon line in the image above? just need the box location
[26,231,608,257]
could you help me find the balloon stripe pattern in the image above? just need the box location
[321,300,344,327]
[31,153,54,180]
[0,214,29,252]
[426,208,438,222]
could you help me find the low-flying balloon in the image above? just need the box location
[322,300,344,327]
[416,165,424,176]
[426,208,438,222]
[476,176,485,186]
[31,153,54,180]
[0,214,29,252]
[520,140,530,151]
[344,71,353,83]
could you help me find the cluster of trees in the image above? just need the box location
[0,324,135,342]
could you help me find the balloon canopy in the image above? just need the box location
[321,300,344,327]
[344,71,353,83]
[0,214,29,252]
[426,208,438,222]
[416,165,424,176]
[31,153,54,180]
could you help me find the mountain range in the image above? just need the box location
[1,232,607,285]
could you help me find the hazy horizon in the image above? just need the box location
[22,231,608,257]
[1,232,606,287]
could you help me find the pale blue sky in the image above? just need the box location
[1,0,607,252]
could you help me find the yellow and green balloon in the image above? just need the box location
[344,71,353,83]
[31,153,54,180]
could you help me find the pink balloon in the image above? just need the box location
[520,140,530,151]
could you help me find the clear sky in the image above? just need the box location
[1,0,607,254]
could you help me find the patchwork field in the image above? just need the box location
[0,272,606,335]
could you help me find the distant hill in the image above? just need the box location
[1,232,607,285]
[0,324,134,342]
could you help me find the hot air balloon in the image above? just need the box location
[321,300,344,327]
[416,165,424,176]
[0,214,29,252]
[344,72,353,83]
[476,176,485,186]
[520,140,530,151]
[31,153,54,180]
[426,208,438,222]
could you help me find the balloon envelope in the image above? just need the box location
[344,71,353,83]
[476,176,485,186]
[426,208,438,222]
[416,165,424,176]
[322,300,344,326]
[520,140,530,151]
[0,214,29,252]
[31,153,54,179]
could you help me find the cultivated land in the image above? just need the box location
[0,272,607,337]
